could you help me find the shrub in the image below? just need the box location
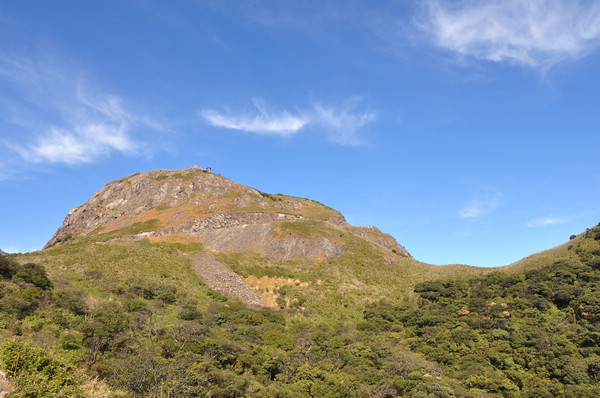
[11,263,52,289]
[55,289,88,314]
[179,303,202,320]
[410,380,456,398]
[414,281,448,301]
[0,340,84,397]
[0,254,17,279]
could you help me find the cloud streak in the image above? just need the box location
[459,198,498,219]
[313,102,376,145]
[526,216,568,227]
[419,0,600,68]
[200,98,306,136]
[0,53,151,165]
[201,97,376,145]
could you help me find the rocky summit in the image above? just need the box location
[45,167,411,264]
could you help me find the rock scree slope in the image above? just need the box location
[185,251,265,307]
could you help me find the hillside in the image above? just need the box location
[42,168,463,309]
[1,168,599,397]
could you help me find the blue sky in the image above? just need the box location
[1,1,600,267]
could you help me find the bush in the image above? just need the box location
[0,254,17,279]
[410,380,456,398]
[55,289,88,315]
[179,303,202,320]
[414,281,448,301]
[0,293,36,318]
[0,340,84,397]
[12,263,52,289]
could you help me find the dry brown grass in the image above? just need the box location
[147,234,203,245]
[245,275,312,308]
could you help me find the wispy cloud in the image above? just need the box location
[459,198,498,219]
[313,102,376,145]
[16,93,138,165]
[419,0,600,69]
[201,97,376,145]
[526,216,568,227]
[200,98,307,136]
[0,52,154,165]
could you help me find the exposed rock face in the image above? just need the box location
[45,169,262,245]
[45,168,411,261]
[351,225,410,257]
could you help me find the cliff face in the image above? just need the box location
[45,168,411,261]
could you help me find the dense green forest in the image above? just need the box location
[1,225,600,397]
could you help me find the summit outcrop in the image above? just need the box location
[44,168,411,262]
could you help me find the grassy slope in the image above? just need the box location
[23,240,211,306]
[6,221,597,396]
[505,232,589,273]
[27,217,582,318]
[24,222,491,320]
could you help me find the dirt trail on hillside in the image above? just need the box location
[186,252,265,307]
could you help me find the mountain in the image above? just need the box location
[3,168,600,397]
[45,167,410,261]
[42,167,424,307]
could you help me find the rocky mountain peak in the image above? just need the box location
[45,168,411,262]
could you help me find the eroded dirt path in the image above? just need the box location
[186,251,265,307]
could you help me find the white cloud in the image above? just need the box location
[23,124,135,165]
[0,53,152,165]
[201,98,307,135]
[313,102,376,145]
[201,97,376,145]
[459,198,498,218]
[18,90,138,164]
[526,216,568,227]
[420,0,600,68]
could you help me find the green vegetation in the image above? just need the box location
[218,252,313,282]
[223,193,341,221]
[2,223,600,396]
[278,220,335,239]
[107,172,141,186]
[89,219,162,242]
[371,226,600,396]
[155,204,172,212]
[155,169,209,182]
[0,340,84,397]
[219,191,245,199]
[172,172,197,180]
